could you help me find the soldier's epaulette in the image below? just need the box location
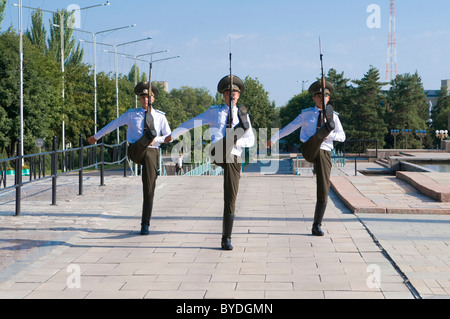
[209,104,224,110]
[128,108,141,113]
[301,107,315,113]
[154,109,166,115]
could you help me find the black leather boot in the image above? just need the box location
[312,203,327,236]
[235,106,250,131]
[324,104,335,131]
[221,213,235,250]
[140,202,153,235]
[140,224,150,235]
[144,111,157,141]
[315,105,335,140]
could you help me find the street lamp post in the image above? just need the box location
[90,37,152,143]
[297,80,309,92]
[390,129,400,149]
[415,130,427,146]
[108,53,180,176]
[435,130,449,149]
[78,24,136,136]
[114,39,152,143]
[13,1,109,156]
[401,129,412,149]
[114,50,170,107]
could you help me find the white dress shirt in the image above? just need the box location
[171,104,255,157]
[94,107,171,148]
[271,106,346,152]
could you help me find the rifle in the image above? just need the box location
[319,37,326,124]
[228,51,233,128]
[148,57,153,110]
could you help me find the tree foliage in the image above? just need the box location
[0,0,7,30]
[0,30,62,156]
[348,66,387,142]
[239,76,275,131]
[431,87,450,133]
[278,67,433,150]
[0,7,439,158]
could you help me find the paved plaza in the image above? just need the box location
[0,157,449,300]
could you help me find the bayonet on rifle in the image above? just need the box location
[319,37,326,124]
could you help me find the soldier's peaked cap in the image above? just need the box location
[217,75,245,94]
[308,80,334,95]
[134,82,159,97]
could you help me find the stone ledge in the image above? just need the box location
[396,171,450,202]
[330,176,386,214]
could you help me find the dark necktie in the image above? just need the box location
[317,110,322,131]
[227,107,233,128]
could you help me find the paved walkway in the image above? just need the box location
[0,157,449,299]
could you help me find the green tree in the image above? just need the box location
[431,87,450,130]
[95,72,118,145]
[430,87,450,145]
[385,72,429,148]
[239,76,275,131]
[0,0,6,30]
[154,85,188,130]
[63,63,95,145]
[25,9,47,52]
[278,91,315,147]
[128,64,147,83]
[47,10,84,67]
[326,68,353,125]
[169,86,212,120]
[348,66,387,143]
[0,30,62,156]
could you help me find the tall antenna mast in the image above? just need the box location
[386,0,398,82]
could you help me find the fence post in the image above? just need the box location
[100,137,105,186]
[51,136,57,205]
[79,134,83,196]
[124,133,128,177]
[15,140,22,216]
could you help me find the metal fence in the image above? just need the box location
[293,139,379,176]
[339,139,379,175]
[182,159,224,176]
[0,135,128,216]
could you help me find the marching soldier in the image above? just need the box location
[268,80,345,236]
[164,75,254,250]
[88,82,171,235]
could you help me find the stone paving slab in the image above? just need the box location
[0,172,414,299]
[1,162,450,300]
[331,174,450,215]
[358,214,450,298]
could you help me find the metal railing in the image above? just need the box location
[0,135,128,216]
[182,159,224,176]
[292,139,379,176]
[340,139,379,175]
[293,150,346,175]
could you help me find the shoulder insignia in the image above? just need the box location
[154,109,166,115]
[209,104,224,110]
[301,107,315,114]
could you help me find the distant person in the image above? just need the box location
[175,154,183,175]
[88,82,171,235]
[268,80,345,236]
[164,75,254,250]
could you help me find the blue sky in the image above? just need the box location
[3,0,450,107]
